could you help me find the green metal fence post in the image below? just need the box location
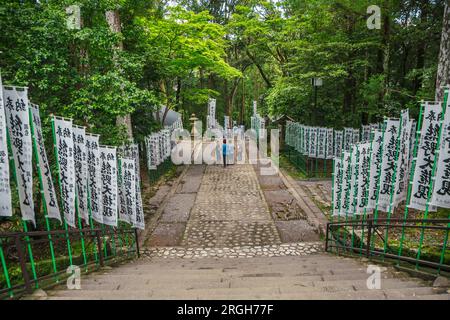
[28,108,58,280]
[416,90,449,268]
[397,103,424,263]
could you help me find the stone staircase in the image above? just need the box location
[43,249,449,300]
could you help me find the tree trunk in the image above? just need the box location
[105,9,133,140]
[436,3,450,101]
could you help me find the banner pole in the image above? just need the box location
[86,186,99,265]
[370,120,387,251]
[397,104,424,263]
[28,108,58,280]
[0,242,12,297]
[75,200,88,270]
[6,130,38,287]
[383,115,404,256]
[416,89,449,268]
[50,117,74,266]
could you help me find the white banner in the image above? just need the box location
[340,152,352,216]
[326,128,334,159]
[118,158,136,225]
[377,119,400,211]
[30,104,60,222]
[253,100,257,116]
[4,87,34,225]
[0,77,12,217]
[317,128,326,159]
[53,117,76,228]
[344,128,353,152]
[304,127,310,156]
[121,143,145,230]
[355,143,371,214]
[367,130,383,210]
[410,102,442,211]
[73,125,89,224]
[362,125,371,142]
[86,134,103,224]
[99,146,118,227]
[352,128,360,145]
[334,130,343,157]
[393,111,411,208]
[432,98,450,208]
[309,127,318,158]
[349,145,359,214]
[332,158,343,216]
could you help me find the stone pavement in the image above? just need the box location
[181,164,282,248]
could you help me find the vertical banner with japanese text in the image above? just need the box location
[53,117,76,227]
[0,77,12,217]
[30,104,60,221]
[4,87,34,224]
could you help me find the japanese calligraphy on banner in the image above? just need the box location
[303,127,310,156]
[334,130,343,157]
[99,146,118,227]
[53,117,76,228]
[332,158,343,216]
[362,125,371,142]
[326,128,334,159]
[309,127,317,158]
[368,131,383,209]
[349,145,359,214]
[0,77,12,217]
[432,98,450,208]
[378,119,400,211]
[340,152,352,216]
[352,128,360,145]
[317,128,326,159]
[120,143,145,230]
[86,134,103,224]
[30,104,60,222]
[253,100,257,116]
[343,128,353,152]
[355,143,371,214]
[4,87,34,225]
[73,125,89,223]
[118,158,136,225]
[393,111,411,208]
[410,102,442,211]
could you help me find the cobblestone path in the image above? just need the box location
[181,164,281,247]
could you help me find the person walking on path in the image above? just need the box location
[222,138,227,167]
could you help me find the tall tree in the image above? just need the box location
[105,8,133,140]
[436,2,450,101]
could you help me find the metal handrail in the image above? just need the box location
[325,218,450,273]
[0,227,139,299]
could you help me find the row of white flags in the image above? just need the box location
[285,122,393,159]
[332,97,450,216]
[0,76,145,229]
[144,128,173,170]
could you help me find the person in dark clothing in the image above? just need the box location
[222,138,227,167]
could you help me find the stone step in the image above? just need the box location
[64,277,424,292]
[47,286,444,300]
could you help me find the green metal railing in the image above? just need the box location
[0,227,139,299]
[325,218,450,275]
[283,145,331,178]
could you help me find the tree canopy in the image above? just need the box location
[0,0,448,141]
